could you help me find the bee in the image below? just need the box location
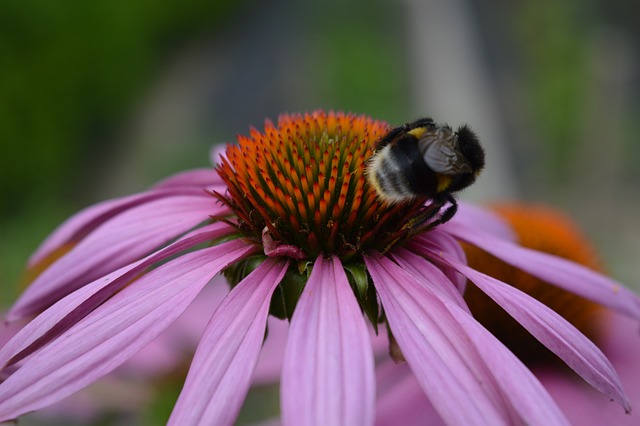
[366,117,485,225]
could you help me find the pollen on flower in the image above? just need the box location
[215,111,430,260]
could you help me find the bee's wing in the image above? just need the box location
[421,135,472,175]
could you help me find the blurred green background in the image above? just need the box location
[1,0,639,423]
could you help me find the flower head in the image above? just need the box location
[1,111,640,425]
[216,112,429,258]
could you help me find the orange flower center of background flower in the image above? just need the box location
[464,204,605,367]
[216,111,428,260]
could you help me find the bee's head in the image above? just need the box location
[456,125,485,175]
[447,125,485,192]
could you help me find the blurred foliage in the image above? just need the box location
[0,0,241,300]
[515,1,590,177]
[305,0,408,123]
[0,0,238,216]
[508,0,640,192]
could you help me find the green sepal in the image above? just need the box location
[269,262,311,321]
[343,262,368,299]
[222,254,266,288]
[363,275,380,334]
[343,262,379,333]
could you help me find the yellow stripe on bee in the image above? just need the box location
[366,151,412,205]
[365,154,386,196]
[407,127,428,138]
[436,174,451,192]
[367,170,384,197]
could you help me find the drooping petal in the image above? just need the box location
[0,322,24,382]
[364,254,511,425]
[418,229,468,294]
[367,252,570,426]
[448,201,516,242]
[0,240,254,423]
[1,265,139,370]
[447,299,571,425]
[537,313,640,426]
[168,258,289,426]
[28,186,218,268]
[122,279,231,377]
[11,194,226,320]
[282,255,375,426]
[390,247,470,314]
[416,241,631,412]
[444,224,640,320]
[0,223,236,368]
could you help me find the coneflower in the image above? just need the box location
[1,111,638,425]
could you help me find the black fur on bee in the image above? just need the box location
[367,117,485,227]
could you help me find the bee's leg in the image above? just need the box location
[435,193,458,225]
[404,193,457,234]
[405,117,435,131]
[382,201,442,252]
[381,193,458,252]
[375,126,404,149]
[408,202,442,229]
[375,118,435,149]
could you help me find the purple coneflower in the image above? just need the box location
[1,111,639,425]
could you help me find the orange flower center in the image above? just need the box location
[216,111,430,260]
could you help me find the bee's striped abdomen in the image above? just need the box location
[368,134,437,203]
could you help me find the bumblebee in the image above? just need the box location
[367,117,485,224]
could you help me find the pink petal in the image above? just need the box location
[0,223,236,369]
[152,168,221,190]
[0,322,24,383]
[28,187,216,268]
[420,229,469,294]
[1,265,138,370]
[447,201,516,241]
[390,247,470,314]
[444,224,640,320]
[0,240,254,423]
[281,256,375,426]
[30,167,222,268]
[449,300,571,425]
[364,254,510,425]
[537,314,640,426]
[367,252,570,426]
[168,258,289,426]
[418,243,631,412]
[11,194,226,320]
[124,279,231,377]
[122,280,230,376]
[406,230,468,295]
